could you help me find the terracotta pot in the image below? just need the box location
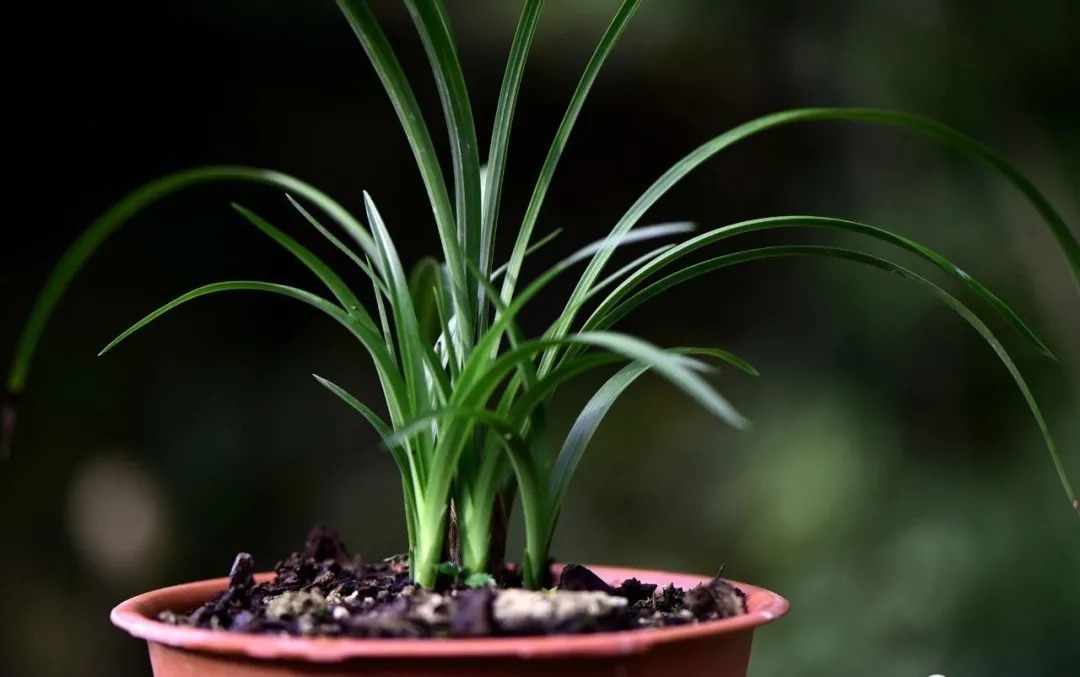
[111,565,788,677]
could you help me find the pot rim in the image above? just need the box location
[111,564,788,662]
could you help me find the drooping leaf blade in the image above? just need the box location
[550,348,755,512]
[578,215,1056,360]
[6,165,380,397]
[545,108,1079,378]
[313,374,393,441]
[603,244,1076,511]
[471,221,695,368]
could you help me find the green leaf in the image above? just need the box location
[94,280,411,441]
[410,257,444,346]
[550,348,753,512]
[231,203,375,331]
[473,221,695,367]
[500,0,642,308]
[432,268,462,378]
[565,332,747,429]
[491,228,563,285]
[313,373,421,515]
[478,0,545,323]
[371,256,398,365]
[607,244,1076,510]
[365,193,447,418]
[96,281,384,368]
[286,194,389,299]
[386,405,520,451]
[403,0,482,338]
[6,165,380,396]
[550,108,1079,373]
[312,374,392,441]
[581,215,1055,360]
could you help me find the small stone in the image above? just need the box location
[409,592,448,626]
[493,589,627,634]
[266,590,327,620]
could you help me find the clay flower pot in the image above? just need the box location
[112,564,787,677]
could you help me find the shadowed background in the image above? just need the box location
[1,0,1077,675]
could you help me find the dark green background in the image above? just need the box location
[1,1,1077,675]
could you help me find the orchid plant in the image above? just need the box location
[4,0,1077,590]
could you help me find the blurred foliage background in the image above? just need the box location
[2,0,1077,675]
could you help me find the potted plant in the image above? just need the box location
[3,1,1076,676]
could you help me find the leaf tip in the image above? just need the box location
[1073,498,1079,517]
[726,408,753,431]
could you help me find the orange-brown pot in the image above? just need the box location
[111,565,788,677]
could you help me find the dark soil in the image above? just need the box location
[158,525,747,638]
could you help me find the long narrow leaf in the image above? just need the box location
[286,194,390,299]
[550,348,753,511]
[566,332,747,428]
[478,0,545,325]
[6,166,379,396]
[547,108,1080,377]
[96,281,379,366]
[491,228,563,284]
[365,194,449,417]
[499,0,643,307]
[95,279,409,428]
[313,375,393,442]
[231,203,375,330]
[602,244,1076,510]
[410,257,444,346]
[403,0,482,336]
[471,221,695,371]
[556,215,1058,377]
[478,344,756,512]
[312,373,421,557]
[370,256,398,364]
